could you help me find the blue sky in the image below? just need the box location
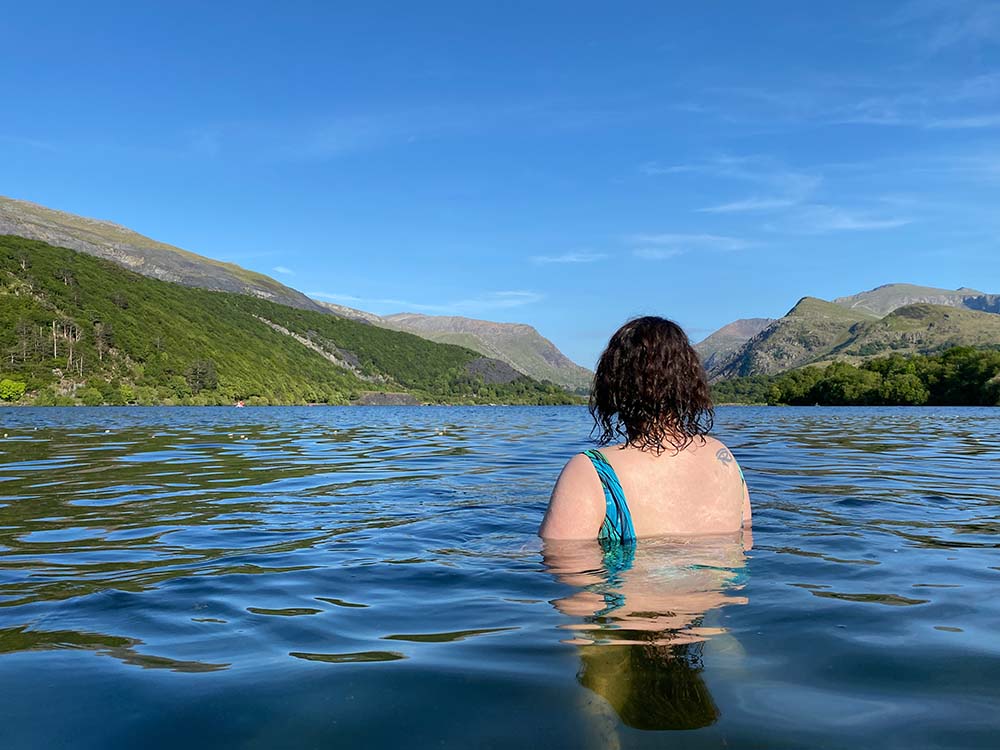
[3,1,1000,367]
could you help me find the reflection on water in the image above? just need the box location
[1,406,999,749]
[544,535,747,731]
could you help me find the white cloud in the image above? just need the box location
[630,233,752,251]
[890,0,1000,52]
[632,248,685,260]
[698,197,799,213]
[926,114,1000,129]
[272,265,294,275]
[308,290,543,315]
[779,205,913,233]
[644,155,821,213]
[530,252,607,264]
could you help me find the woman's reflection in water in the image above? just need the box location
[543,532,749,734]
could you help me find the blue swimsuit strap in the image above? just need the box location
[583,449,637,546]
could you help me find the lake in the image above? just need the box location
[1,406,998,749]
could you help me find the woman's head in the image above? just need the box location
[590,316,713,453]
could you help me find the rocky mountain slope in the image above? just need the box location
[0,195,325,312]
[378,313,593,392]
[694,318,774,372]
[833,283,1000,317]
[709,291,1000,380]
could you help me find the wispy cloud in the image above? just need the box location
[632,248,685,260]
[698,197,799,213]
[0,133,59,152]
[926,113,1000,129]
[776,205,913,234]
[530,251,607,264]
[309,290,543,315]
[272,266,294,275]
[630,233,753,259]
[630,233,753,251]
[643,155,822,213]
[889,0,1000,52]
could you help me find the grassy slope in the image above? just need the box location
[0,236,575,405]
[380,314,593,391]
[0,196,320,310]
[713,298,877,378]
[818,303,1000,363]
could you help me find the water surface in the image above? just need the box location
[1,406,998,748]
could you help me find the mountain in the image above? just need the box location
[694,318,774,372]
[712,298,878,379]
[708,288,1000,380]
[0,195,327,312]
[826,303,1000,362]
[378,313,593,392]
[0,236,576,406]
[833,283,1000,317]
[0,196,590,389]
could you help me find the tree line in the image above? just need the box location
[711,347,1000,406]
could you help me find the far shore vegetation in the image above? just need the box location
[712,347,1000,406]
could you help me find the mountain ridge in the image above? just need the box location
[0,195,325,312]
[705,283,1000,380]
[0,195,590,389]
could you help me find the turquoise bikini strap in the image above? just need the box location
[583,449,636,545]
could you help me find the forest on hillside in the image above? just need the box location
[0,236,577,406]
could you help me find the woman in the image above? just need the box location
[540,316,751,541]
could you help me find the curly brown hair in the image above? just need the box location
[589,316,714,454]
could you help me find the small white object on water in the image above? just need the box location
[105,430,111,434]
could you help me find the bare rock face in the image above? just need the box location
[833,283,1000,317]
[694,318,774,372]
[0,195,325,312]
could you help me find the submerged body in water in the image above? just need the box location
[544,533,748,733]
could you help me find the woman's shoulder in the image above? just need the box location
[539,453,607,539]
[687,435,737,463]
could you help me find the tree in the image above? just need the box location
[879,373,929,405]
[0,379,27,402]
[186,359,218,394]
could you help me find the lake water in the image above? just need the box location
[1,406,998,749]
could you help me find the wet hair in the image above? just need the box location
[589,316,713,454]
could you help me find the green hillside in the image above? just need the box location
[0,236,576,406]
[0,195,325,312]
[707,291,1000,381]
[712,298,876,378]
[378,313,594,392]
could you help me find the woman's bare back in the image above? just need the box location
[539,436,750,540]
